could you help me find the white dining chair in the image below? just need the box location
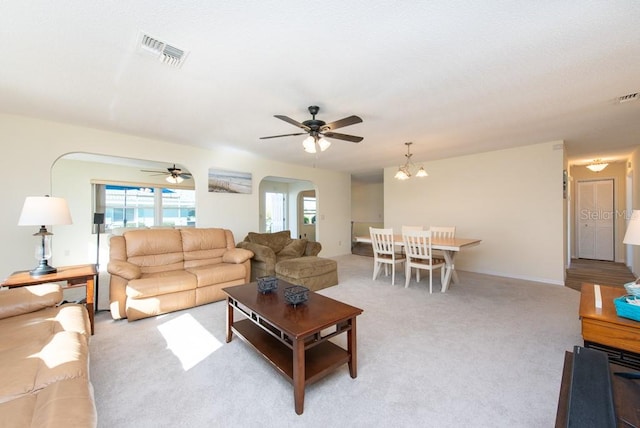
[370,227,405,286]
[402,229,445,293]
[430,226,456,258]
[401,225,424,233]
[430,226,455,240]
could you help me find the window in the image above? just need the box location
[95,184,196,232]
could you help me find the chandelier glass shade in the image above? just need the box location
[586,159,608,172]
[394,142,427,180]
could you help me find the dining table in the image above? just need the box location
[354,234,482,292]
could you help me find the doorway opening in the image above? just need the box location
[259,176,316,240]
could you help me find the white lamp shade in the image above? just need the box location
[166,175,184,184]
[415,167,428,177]
[623,210,640,245]
[317,138,331,152]
[394,168,410,180]
[302,136,317,153]
[18,196,72,226]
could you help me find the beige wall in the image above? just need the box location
[569,161,627,263]
[385,141,566,284]
[628,147,640,276]
[1,114,352,279]
[351,181,384,223]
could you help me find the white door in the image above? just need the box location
[265,192,286,232]
[577,179,614,261]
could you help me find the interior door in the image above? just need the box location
[577,179,614,261]
[265,192,286,232]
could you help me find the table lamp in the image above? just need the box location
[623,209,640,284]
[18,195,73,276]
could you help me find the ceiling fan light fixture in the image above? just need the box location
[166,175,184,184]
[302,136,317,153]
[586,159,608,172]
[416,166,428,177]
[318,137,331,152]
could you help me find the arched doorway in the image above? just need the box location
[259,176,316,240]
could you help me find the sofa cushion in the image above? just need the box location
[186,264,248,287]
[0,284,62,320]
[182,228,233,268]
[0,330,89,404]
[0,304,90,353]
[222,248,253,264]
[126,271,197,299]
[124,229,185,274]
[277,239,308,260]
[247,231,291,253]
[0,377,97,428]
[275,256,337,278]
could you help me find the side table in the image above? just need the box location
[580,282,640,368]
[1,264,97,334]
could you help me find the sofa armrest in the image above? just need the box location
[237,242,275,262]
[0,283,62,320]
[107,260,141,281]
[237,241,276,267]
[305,241,322,256]
[223,248,254,264]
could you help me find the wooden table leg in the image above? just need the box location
[293,337,305,415]
[348,317,358,378]
[226,298,234,343]
[85,276,95,335]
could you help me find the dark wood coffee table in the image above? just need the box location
[223,281,363,415]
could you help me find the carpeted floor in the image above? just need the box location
[90,254,582,428]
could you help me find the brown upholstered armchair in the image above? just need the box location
[236,230,321,281]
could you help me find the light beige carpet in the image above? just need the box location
[89,254,582,427]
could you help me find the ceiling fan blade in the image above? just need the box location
[322,115,363,131]
[274,115,311,131]
[259,132,307,140]
[322,131,363,143]
[140,169,168,174]
[179,173,192,179]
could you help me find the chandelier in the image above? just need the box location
[394,142,428,180]
[586,159,608,172]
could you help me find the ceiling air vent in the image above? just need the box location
[139,33,187,68]
[617,92,639,104]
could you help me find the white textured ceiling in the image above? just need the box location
[1,2,639,181]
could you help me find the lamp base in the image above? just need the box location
[30,260,57,277]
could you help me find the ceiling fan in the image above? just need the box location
[141,164,192,183]
[260,105,363,153]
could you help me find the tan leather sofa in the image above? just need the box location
[108,228,253,321]
[0,283,96,427]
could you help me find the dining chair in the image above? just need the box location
[402,229,445,293]
[430,226,456,258]
[369,227,405,286]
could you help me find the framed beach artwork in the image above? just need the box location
[208,168,252,194]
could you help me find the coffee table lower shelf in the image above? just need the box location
[232,318,350,384]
